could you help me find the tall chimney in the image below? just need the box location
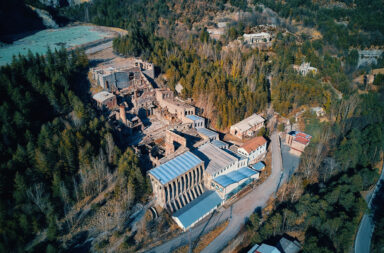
[119,104,127,125]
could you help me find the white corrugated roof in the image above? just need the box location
[230,114,265,132]
[196,143,238,176]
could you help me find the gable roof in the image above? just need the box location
[172,190,222,230]
[240,136,267,154]
[230,114,265,132]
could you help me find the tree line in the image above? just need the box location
[245,91,384,252]
[0,49,149,251]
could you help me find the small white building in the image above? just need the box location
[237,136,267,163]
[294,62,318,76]
[243,32,272,44]
[311,107,325,117]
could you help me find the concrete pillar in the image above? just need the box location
[171,181,176,200]
[175,178,179,199]
[188,171,192,190]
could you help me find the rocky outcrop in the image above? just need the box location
[29,5,58,28]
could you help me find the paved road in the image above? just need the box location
[200,132,284,253]
[146,132,296,253]
[146,132,284,253]
[354,165,384,253]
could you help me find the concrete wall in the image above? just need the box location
[230,122,264,139]
[165,130,187,156]
[98,95,117,109]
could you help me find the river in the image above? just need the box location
[0,25,118,66]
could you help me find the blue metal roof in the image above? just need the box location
[211,139,228,149]
[185,115,204,121]
[256,244,281,253]
[148,152,203,184]
[173,191,222,229]
[213,167,258,187]
[252,162,265,171]
[196,127,218,139]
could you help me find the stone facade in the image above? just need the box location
[92,91,117,110]
[155,89,195,120]
[164,130,187,156]
[230,114,265,139]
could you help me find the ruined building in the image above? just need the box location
[155,89,195,120]
[91,59,154,94]
[92,91,117,110]
[117,104,143,133]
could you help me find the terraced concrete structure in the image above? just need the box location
[148,151,205,212]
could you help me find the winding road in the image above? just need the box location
[146,132,286,253]
[354,165,384,253]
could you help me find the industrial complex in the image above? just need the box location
[90,58,308,231]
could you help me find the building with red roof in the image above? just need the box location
[286,131,311,156]
[238,136,268,163]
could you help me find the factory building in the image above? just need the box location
[148,151,205,212]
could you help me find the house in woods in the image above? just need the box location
[311,107,325,117]
[230,114,265,139]
[243,32,272,45]
[293,62,318,76]
[237,136,268,163]
[92,91,117,110]
[286,131,312,156]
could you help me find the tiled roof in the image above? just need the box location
[148,151,203,184]
[240,136,267,154]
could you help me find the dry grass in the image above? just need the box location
[193,220,229,253]
[173,220,229,253]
